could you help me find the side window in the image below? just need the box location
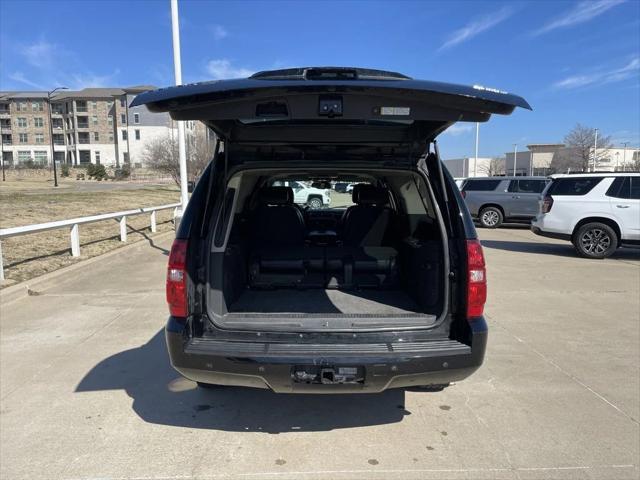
[462,179,501,192]
[290,181,303,192]
[547,177,603,196]
[606,177,628,199]
[516,179,546,193]
[507,180,518,193]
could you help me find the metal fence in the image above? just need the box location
[0,202,180,281]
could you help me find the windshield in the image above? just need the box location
[270,178,370,210]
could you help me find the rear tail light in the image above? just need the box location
[542,195,554,213]
[466,239,487,320]
[167,239,188,318]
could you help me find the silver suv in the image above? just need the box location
[461,177,549,228]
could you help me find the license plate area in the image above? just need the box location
[292,365,365,385]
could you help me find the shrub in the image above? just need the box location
[60,164,70,177]
[86,164,108,180]
[114,164,131,180]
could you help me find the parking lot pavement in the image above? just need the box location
[1,228,638,480]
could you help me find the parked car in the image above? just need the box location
[532,173,640,258]
[275,180,331,208]
[334,182,349,193]
[461,176,549,228]
[132,66,531,393]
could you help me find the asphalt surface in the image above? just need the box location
[1,228,638,480]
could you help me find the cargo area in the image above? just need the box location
[206,168,448,331]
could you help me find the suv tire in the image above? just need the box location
[479,206,503,228]
[573,222,618,259]
[307,196,323,209]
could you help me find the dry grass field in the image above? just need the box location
[0,171,180,286]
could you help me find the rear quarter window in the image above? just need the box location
[508,179,547,193]
[606,177,640,200]
[547,177,603,196]
[462,179,502,192]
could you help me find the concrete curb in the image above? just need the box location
[0,230,174,306]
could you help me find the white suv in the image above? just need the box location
[532,173,640,258]
[277,180,331,209]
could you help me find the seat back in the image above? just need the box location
[342,185,391,247]
[251,187,305,247]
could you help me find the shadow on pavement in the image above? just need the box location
[482,239,640,260]
[76,330,410,432]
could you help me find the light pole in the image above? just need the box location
[622,142,628,171]
[512,144,518,176]
[593,128,598,172]
[171,0,189,214]
[474,122,479,177]
[530,150,534,176]
[47,86,68,187]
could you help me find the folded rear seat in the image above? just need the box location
[326,246,398,289]
[249,247,325,288]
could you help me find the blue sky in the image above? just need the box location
[1,0,638,158]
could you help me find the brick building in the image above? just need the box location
[0,86,198,167]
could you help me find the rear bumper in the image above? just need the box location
[531,226,571,241]
[165,317,488,394]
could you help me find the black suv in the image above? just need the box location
[132,67,530,393]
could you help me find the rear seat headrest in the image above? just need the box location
[352,184,388,205]
[259,186,293,205]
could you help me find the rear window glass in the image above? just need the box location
[547,177,603,196]
[462,179,501,191]
[507,179,547,193]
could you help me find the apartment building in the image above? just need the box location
[0,86,196,167]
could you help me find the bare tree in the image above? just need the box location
[549,147,582,173]
[477,157,505,177]
[142,126,215,185]
[563,124,613,172]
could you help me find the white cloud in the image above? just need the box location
[69,69,121,89]
[553,57,639,89]
[19,40,62,68]
[7,39,120,90]
[438,6,513,51]
[209,24,228,40]
[532,0,626,36]
[8,71,46,90]
[206,59,254,80]
[443,124,475,136]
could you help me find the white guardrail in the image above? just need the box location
[0,202,181,281]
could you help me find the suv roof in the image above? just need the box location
[550,173,640,178]
[466,176,548,181]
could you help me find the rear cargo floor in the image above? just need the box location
[229,289,421,315]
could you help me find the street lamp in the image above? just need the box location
[513,144,518,176]
[47,86,68,187]
[622,142,628,171]
[593,128,598,172]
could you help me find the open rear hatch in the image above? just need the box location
[131,67,530,161]
[133,67,530,332]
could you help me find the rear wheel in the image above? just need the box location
[573,222,618,259]
[479,207,503,228]
[307,196,323,209]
